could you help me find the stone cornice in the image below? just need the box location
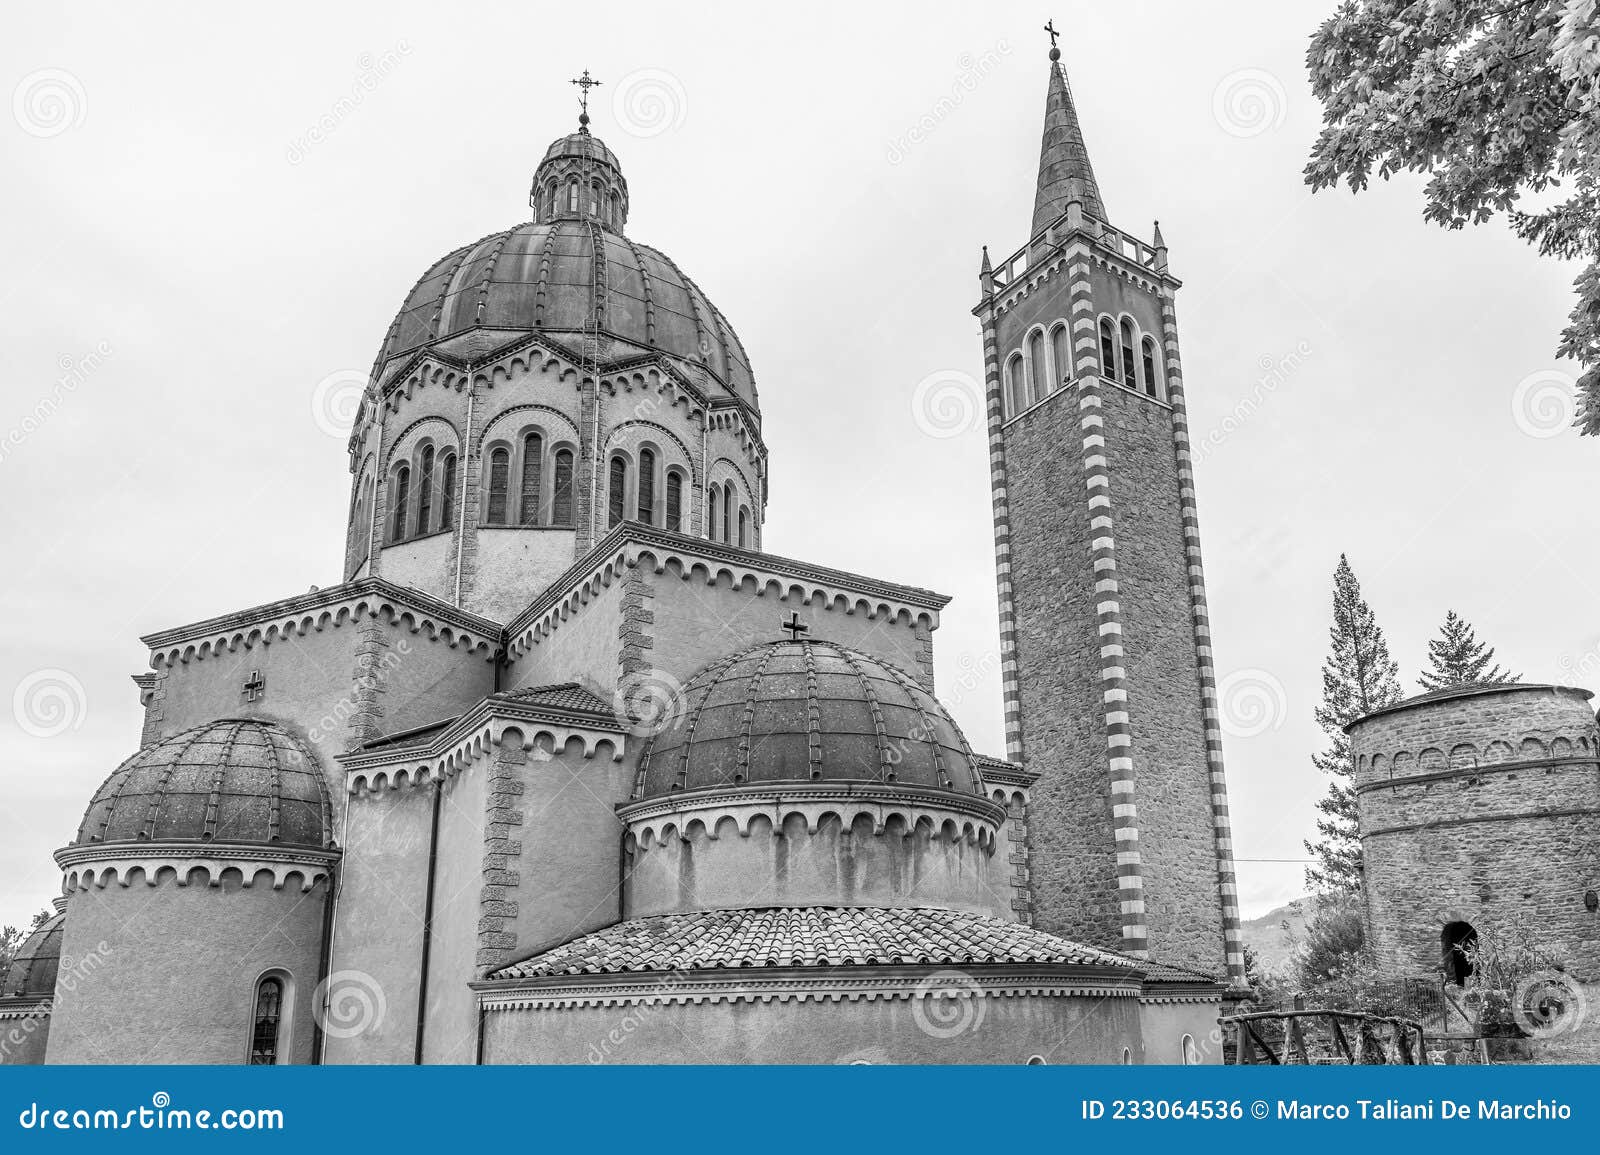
[472,962,1143,1012]
[0,996,52,1020]
[504,523,950,660]
[974,755,1039,792]
[340,693,626,795]
[618,782,1006,843]
[55,841,339,892]
[140,577,503,666]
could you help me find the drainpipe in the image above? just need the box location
[452,382,476,606]
[413,781,444,1064]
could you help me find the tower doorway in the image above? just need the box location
[1441,921,1477,985]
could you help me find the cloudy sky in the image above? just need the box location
[1,0,1594,934]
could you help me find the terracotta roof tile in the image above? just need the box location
[497,682,615,717]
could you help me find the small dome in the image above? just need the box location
[633,640,983,800]
[1,912,63,999]
[71,720,334,851]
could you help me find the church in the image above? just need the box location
[0,39,1245,1065]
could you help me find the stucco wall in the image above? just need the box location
[472,528,580,621]
[420,758,488,1064]
[624,811,1009,920]
[323,784,431,1063]
[482,983,1145,1064]
[0,1005,51,1066]
[49,872,327,1064]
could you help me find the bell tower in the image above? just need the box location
[974,33,1244,984]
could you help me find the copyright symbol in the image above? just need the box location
[1251,1101,1269,1119]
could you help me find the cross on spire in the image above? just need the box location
[570,69,602,130]
[1044,19,1061,52]
[780,612,810,642]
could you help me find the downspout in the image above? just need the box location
[452,380,476,607]
[698,412,708,536]
[413,780,444,1064]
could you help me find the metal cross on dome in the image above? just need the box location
[780,612,809,642]
[1044,19,1060,50]
[570,69,602,116]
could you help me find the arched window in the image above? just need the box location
[416,446,435,536]
[547,182,558,218]
[665,470,684,533]
[1028,329,1047,403]
[249,975,284,1065]
[389,465,410,543]
[1121,1046,1132,1065]
[708,484,721,541]
[1181,1034,1199,1065]
[567,178,579,212]
[519,431,543,526]
[1119,319,1137,387]
[608,455,627,528]
[1005,352,1025,416]
[1099,319,1117,380]
[723,481,735,545]
[1141,337,1159,398]
[551,448,574,525]
[589,180,601,216]
[737,506,750,548]
[485,447,510,526]
[637,448,656,524]
[439,452,457,530]
[1051,324,1070,392]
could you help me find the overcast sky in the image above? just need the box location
[2,1,1594,934]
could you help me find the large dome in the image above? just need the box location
[632,640,984,800]
[69,720,334,851]
[372,130,757,410]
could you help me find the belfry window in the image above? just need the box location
[249,976,284,1065]
[1099,319,1117,380]
[389,465,411,543]
[416,446,435,536]
[1028,330,1047,403]
[520,431,543,526]
[665,470,684,533]
[608,456,627,528]
[1141,337,1159,398]
[738,506,750,549]
[708,485,721,541]
[590,181,601,216]
[1005,353,1024,416]
[439,452,457,530]
[1050,324,1070,392]
[567,179,579,212]
[638,448,656,524]
[1119,319,1137,388]
[486,447,510,526]
[551,448,574,525]
[723,482,735,544]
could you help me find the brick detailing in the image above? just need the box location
[616,564,655,688]
[1006,794,1034,925]
[977,312,1022,760]
[476,736,527,975]
[574,377,597,556]
[1157,289,1245,985]
[1075,354,1149,958]
[456,384,484,605]
[911,619,936,692]
[345,616,392,753]
[137,671,167,747]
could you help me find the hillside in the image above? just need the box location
[1239,895,1318,975]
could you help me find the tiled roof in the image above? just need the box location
[491,907,1141,979]
[497,682,615,717]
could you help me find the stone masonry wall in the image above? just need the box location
[1350,686,1600,981]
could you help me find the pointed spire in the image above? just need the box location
[979,245,992,276]
[1152,219,1165,248]
[1031,41,1106,237]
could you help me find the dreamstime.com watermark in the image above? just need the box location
[0,941,112,1063]
[12,68,87,138]
[11,667,88,739]
[286,42,412,164]
[16,1093,283,1132]
[585,968,692,1062]
[1,340,113,465]
[1211,68,1287,138]
[1193,341,1312,461]
[308,638,413,743]
[887,42,1013,165]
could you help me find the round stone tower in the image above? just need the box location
[49,719,339,1063]
[1347,683,1600,983]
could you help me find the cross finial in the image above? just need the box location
[1044,19,1061,52]
[780,612,810,642]
[570,69,602,130]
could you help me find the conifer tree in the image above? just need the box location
[1305,555,1402,894]
[1418,610,1519,691]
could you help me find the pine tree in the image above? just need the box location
[1304,555,1402,894]
[1418,610,1519,692]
